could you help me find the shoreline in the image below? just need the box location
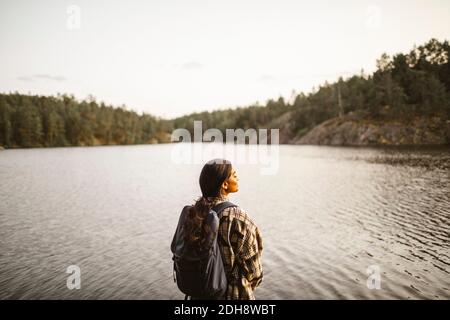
[1,141,449,151]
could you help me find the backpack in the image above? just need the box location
[170,201,237,299]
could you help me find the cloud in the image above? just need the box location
[33,74,67,81]
[180,61,204,70]
[17,76,33,82]
[17,74,67,82]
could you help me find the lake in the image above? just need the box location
[0,144,449,299]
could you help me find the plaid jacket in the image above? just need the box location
[207,195,263,300]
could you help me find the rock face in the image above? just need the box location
[292,115,450,146]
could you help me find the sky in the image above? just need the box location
[0,0,449,118]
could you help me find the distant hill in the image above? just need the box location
[1,38,449,148]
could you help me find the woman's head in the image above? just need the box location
[199,159,238,198]
[184,159,238,248]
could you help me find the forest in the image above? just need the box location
[0,39,449,148]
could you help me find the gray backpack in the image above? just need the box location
[171,201,237,299]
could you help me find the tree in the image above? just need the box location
[373,69,406,118]
[0,98,13,147]
[12,100,43,147]
[376,53,393,72]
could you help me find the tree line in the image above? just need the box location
[0,94,172,148]
[0,38,449,148]
[291,38,449,134]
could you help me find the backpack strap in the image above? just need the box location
[211,201,237,216]
[211,201,240,282]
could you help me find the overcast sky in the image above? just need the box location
[1,0,449,118]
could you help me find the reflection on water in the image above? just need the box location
[0,144,449,299]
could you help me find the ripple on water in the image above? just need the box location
[0,145,449,299]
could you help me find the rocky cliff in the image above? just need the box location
[290,115,450,146]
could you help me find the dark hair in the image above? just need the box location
[185,159,233,248]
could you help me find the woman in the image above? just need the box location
[184,159,263,300]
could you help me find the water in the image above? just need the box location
[0,144,449,299]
